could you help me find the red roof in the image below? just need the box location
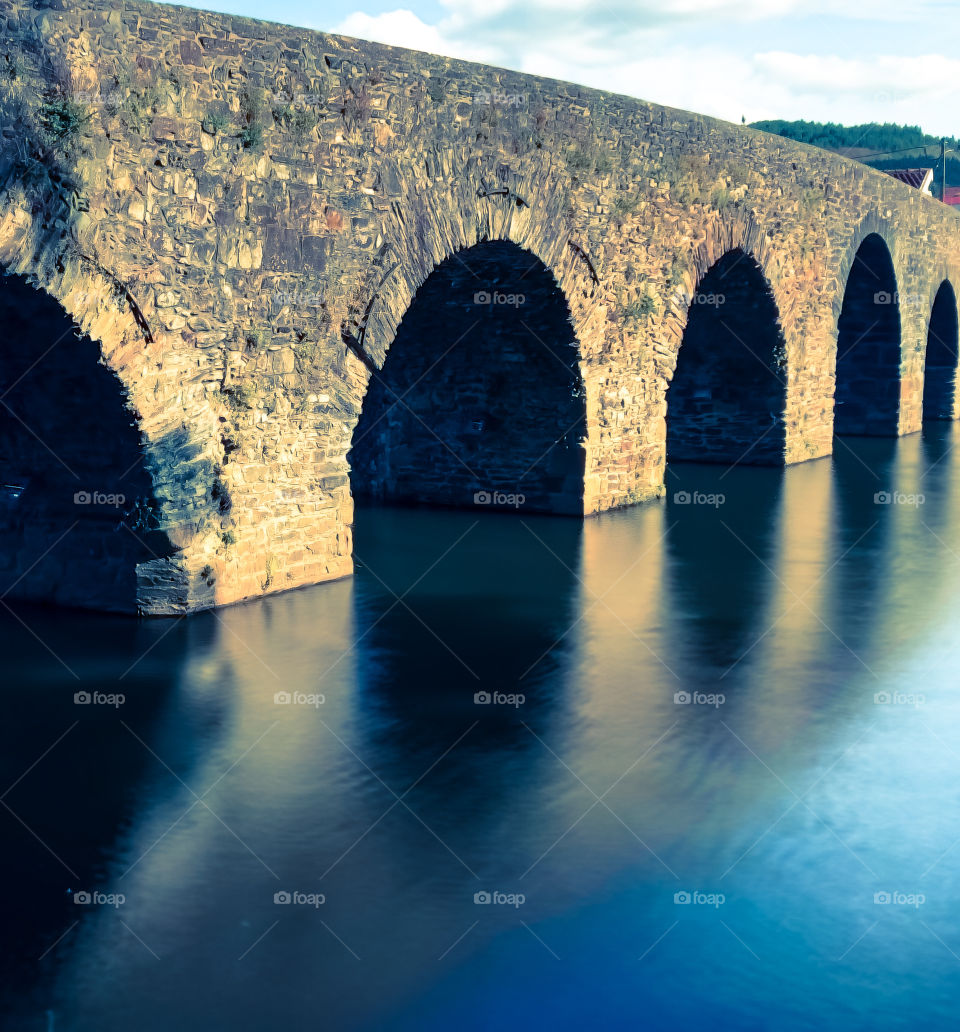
[944,186,960,206]
[882,167,933,190]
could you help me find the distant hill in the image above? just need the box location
[749,119,960,189]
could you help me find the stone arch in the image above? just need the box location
[922,279,959,421]
[832,221,903,437]
[347,238,588,514]
[0,270,178,611]
[340,181,604,516]
[0,205,188,613]
[665,246,788,465]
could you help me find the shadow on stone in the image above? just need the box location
[348,241,586,515]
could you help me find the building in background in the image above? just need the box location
[882,167,934,195]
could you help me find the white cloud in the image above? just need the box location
[753,52,960,101]
[332,2,960,136]
[335,9,477,60]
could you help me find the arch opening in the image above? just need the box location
[834,233,902,437]
[348,240,587,515]
[666,248,787,466]
[922,280,959,422]
[0,273,169,612]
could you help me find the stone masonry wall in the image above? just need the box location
[0,0,959,612]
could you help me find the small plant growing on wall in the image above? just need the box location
[623,293,658,325]
[799,187,825,215]
[0,46,91,218]
[121,85,164,133]
[611,193,640,223]
[243,330,264,352]
[340,83,373,127]
[222,381,257,410]
[238,87,266,149]
[272,104,318,140]
[710,185,731,211]
[202,106,231,135]
[426,78,445,104]
[38,96,89,140]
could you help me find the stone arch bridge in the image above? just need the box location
[1,0,959,613]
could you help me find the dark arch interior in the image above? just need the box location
[666,248,787,465]
[834,233,902,437]
[348,241,586,515]
[0,273,167,612]
[923,280,959,421]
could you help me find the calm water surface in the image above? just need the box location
[3,429,960,1030]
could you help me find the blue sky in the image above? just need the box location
[183,0,959,136]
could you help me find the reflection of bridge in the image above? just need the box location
[1,0,959,613]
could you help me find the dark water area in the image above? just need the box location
[3,428,960,1030]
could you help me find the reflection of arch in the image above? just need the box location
[348,240,587,514]
[352,506,581,741]
[666,248,787,465]
[922,280,959,421]
[0,270,172,611]
[664,463,784,675]
[834,232,902,437]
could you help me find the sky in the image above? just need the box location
[181,0,960,137]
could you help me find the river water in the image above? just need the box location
[3,428,960,1030]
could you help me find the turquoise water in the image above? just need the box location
[3,428,960,1030]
